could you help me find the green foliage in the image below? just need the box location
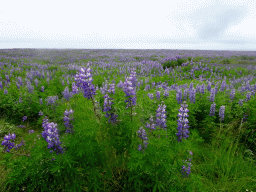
[221,58,231,64]
[176,58,187,66]
[134,56,143,62]
[1,52,256,192]
[162,60,177,70]
[240,55,255,60]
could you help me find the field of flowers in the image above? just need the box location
[0,49,256,191]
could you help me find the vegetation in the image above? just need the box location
[0,49,256,191]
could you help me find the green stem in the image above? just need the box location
[91,96,101,122]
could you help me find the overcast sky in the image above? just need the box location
[1,0,256,51]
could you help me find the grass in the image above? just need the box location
[0,50,256,191]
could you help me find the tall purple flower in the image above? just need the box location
[63,109,75,134]
[209,88,215,102]
[176,89,182,104]
[156,91,161,100]
[103,93,118,125]
[71,82,80,94]
[26,81,34,94]
[123,68,137,109]
[145,116,157,133]
[229,89,235,100]
[155,101,167,131]
[41,117,64,156]
[74,65,96,100]
[137,127,149,154]
[219,105,225,122]
[176,101,190,142]
[181,150,193,178]
[62,86,73,102]
[189,88,196,104]
[245,92,252,102]
[209,103,216,116]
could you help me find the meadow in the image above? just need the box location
[0,49,256,191]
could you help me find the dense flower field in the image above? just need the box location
[0,49,256,191]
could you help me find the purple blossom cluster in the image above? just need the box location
[74,65,96,100]
[181,150,193,178]
[155,101,167,131]
[41,116,64,157]
[103,93,118,125]
[63,109,75,134]
[145,116,156,133]
[137,127,149,153]
[62,86,73,102]
[176,101,190,143]
[1,133,25,152]
[123,68,137,109]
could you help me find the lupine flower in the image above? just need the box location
[62,86,73,102]
[4,88,8,94]
[163,90,169,98]
[238,99,244,106]
[71,82,80,94]
[144,84,150,91]
[41,117,64,156]
[19,97,23,103]
[108,83,115,95]
[156,91,161,100]
[176,101,190,142]
[34,79,39,87]
[209,103,216,116]
[145,116,157,132]
[26,81,34,93]
[18,77,23,86]
[209,88,215,102]
[245,92,252,102]
[5,75,10,83]
[207,82,212,92]
[137,127,149,153]
[230,89,235,100]
[147,93,154,99]
[155,101,167,130]
[63,109,75,134]
[181,150,193,178]
[176,89,182,104]
[41,86,44,92]
[1,133,16,152]
[28,130,34,134]
[103,93,118,125]
[200,83,205,94]
[39,98,43,105]
[181,161,192,178]
[189,88,196,104]
[74,65,96,100]
[38,111,44,116]
[219,105,225,122]
[45,96,58,106]
[22,116,27,121]
[123,68,137,109]
[220,80,226,92]
[0,81,2,89]
[16,82,20,90]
